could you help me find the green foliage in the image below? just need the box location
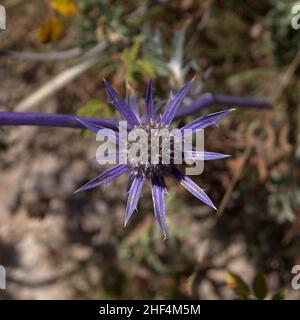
[75,0,129,46]
[225,272,251,299]
[252,271,268,300]
[226,271,286,300]
[265,0,300,65]
[76,100,115,137]
[76,99,114,118]
[121,41,155,83]
[73,1,200,84]
[271,288,287,300]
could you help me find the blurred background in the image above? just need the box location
[0,0,300,300]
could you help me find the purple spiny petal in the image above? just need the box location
[126,173,134,193]
[181,109,235,131]
[128,94,141,122]
[171,167,216,210]
[74,164,129,193]
[76,117,109,133]
[124,176,144,226]
[76,117,120,144]
[161,79,193,124]
[103,79,140,126]
[184,151,230,161]
[151,180,167,239]
[145,79,154,120]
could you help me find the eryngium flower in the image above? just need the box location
[76,79,234,238]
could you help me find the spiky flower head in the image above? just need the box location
[76,79,234,238]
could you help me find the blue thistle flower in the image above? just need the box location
[0,80,270,237]
[75,79,234,238]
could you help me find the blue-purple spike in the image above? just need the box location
[76,117,121,144]
[181,109,235,131]
[184,151,230,161]
[161,79,193,124]
[125,176,144,226]
[128,94,141,122]
[74,164,129,193]
[103,79,141,126]
[171,167,216,210]
[145,79,154,120]
[151,182,167,239]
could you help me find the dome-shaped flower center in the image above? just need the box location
[127,120,179,179]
